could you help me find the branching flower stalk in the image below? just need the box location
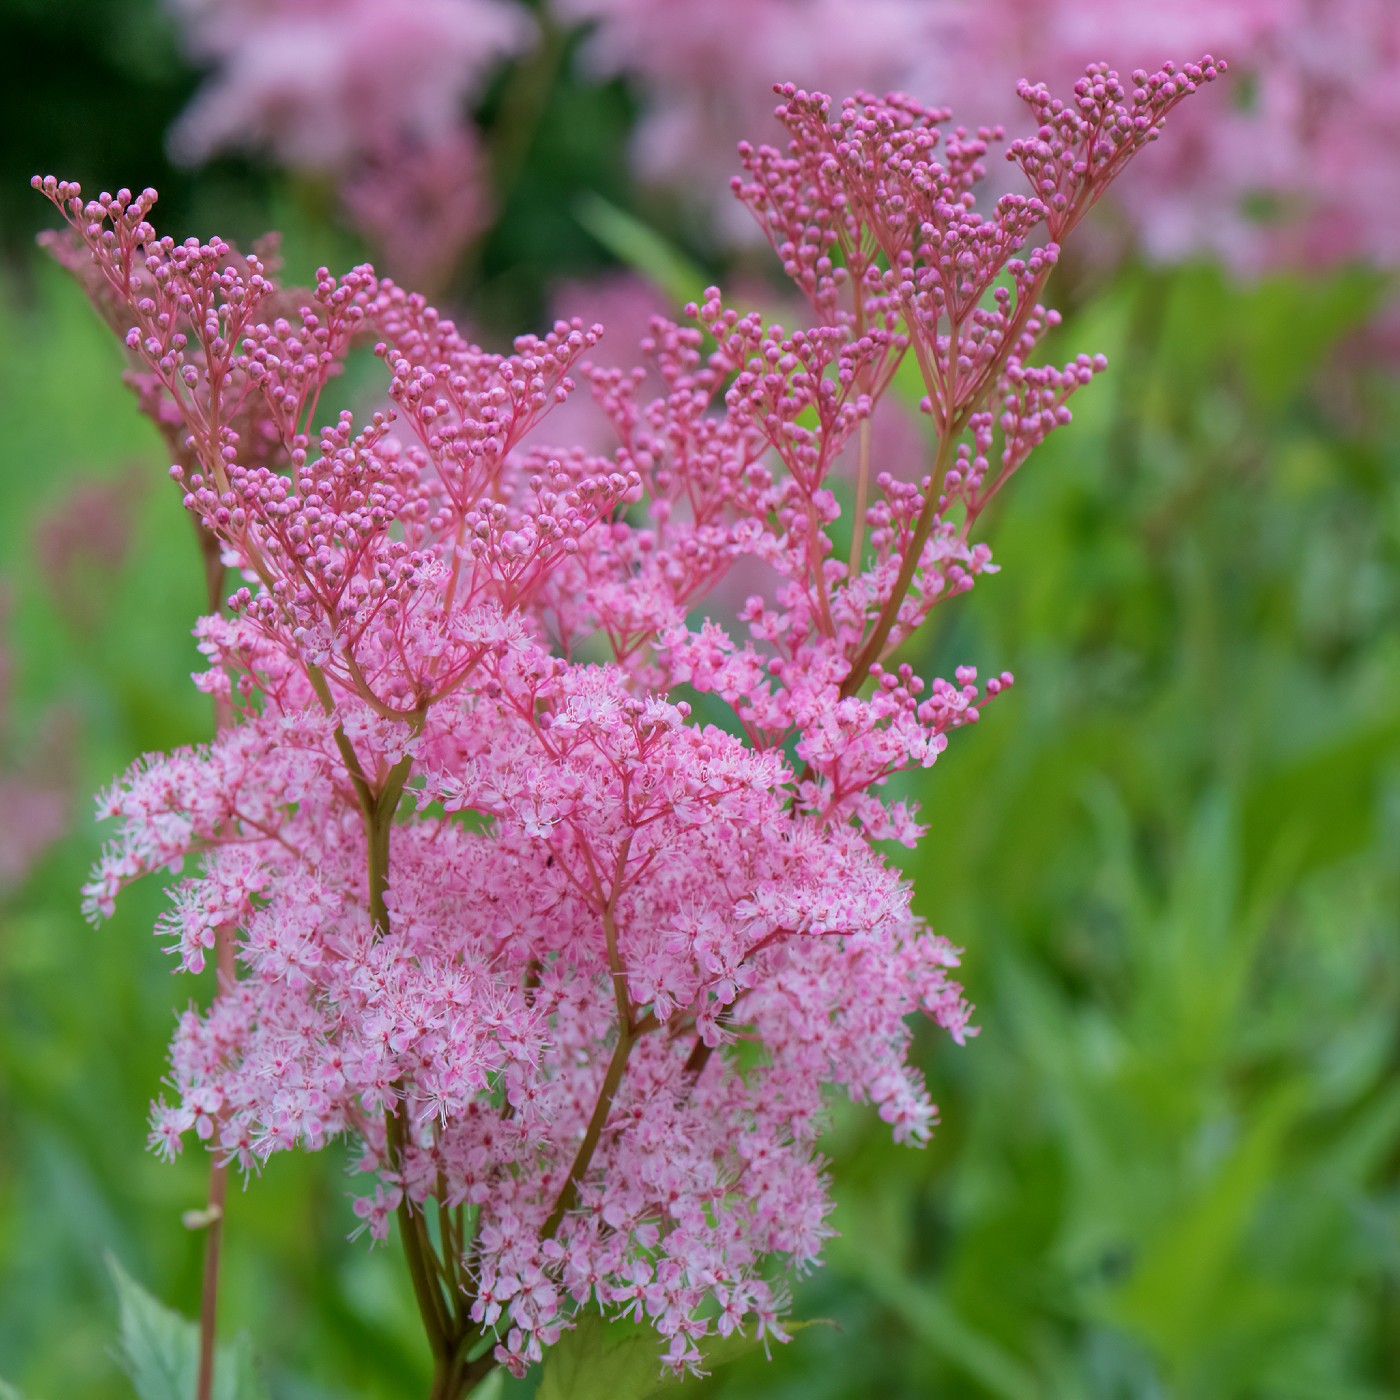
[37,53,1221,1397]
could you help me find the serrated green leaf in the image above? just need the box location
[107,1255,269,1400]
[534,1314,666,1400]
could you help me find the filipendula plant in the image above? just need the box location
[36,55,1222,1398]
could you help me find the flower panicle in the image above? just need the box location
[36,55,1217,1381]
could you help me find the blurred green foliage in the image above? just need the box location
[1,4,1398,1395]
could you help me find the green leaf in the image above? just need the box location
[842,1269,1039,1400]
[470,1371,507,1400]
[534,1314,668,1400]
[107,1255,269,1400]
[573,196,707,308]
[1104,1082,1307,1362]
[535,1311,824,1400]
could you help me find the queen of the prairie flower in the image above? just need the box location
[38,52,1221,1395]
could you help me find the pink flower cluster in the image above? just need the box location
[38,54,1217,1384]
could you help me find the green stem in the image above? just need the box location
[847,415,872,577]
[429,1335,500,1400]
[313,679,464,1393]
[194,981,230,1400]
[366,750,415,933]
[387,1109,456,1357]
[538,844,641,1237]
[361,745,465,1385]
[541,1019,635,1239]
[840,428,956,698]
[304,664,377,813]
[196,542,233,1400]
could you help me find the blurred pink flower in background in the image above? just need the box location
[565,0,1400,275]
[0,589,70,897]
[0,765,66,895]
[340,128,492,293]
[168,0,530,281]
[540,271,673,450]
[552,271,672,371]
[564,0,932,233]
[35,472,144,632]
[0,475,144,897]
[903,0,1400,271]
[168,0,528,168]
[162,0,1400,283]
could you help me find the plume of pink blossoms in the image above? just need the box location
[37,54,1219,1391]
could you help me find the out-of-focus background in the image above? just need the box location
[1,0,1397,1395]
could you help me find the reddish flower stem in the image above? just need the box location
[194,929,235,1400]
[196,541,230,1400]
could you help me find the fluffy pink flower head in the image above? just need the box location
[37,51,1218,1384]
